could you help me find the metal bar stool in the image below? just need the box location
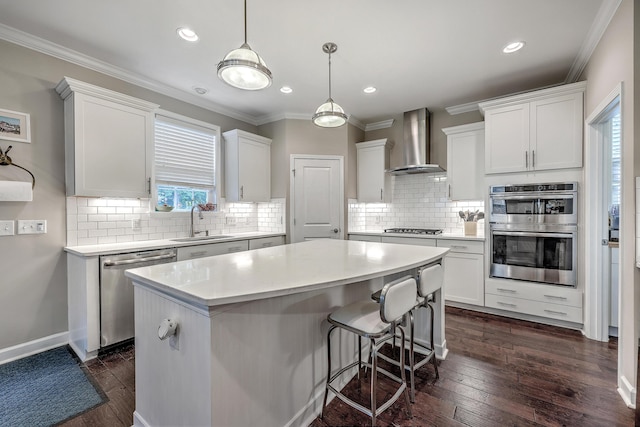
[321,276,416,426]
[371,262,443,402]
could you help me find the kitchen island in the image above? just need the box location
[125,239,449,427]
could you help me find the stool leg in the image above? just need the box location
[408,311,416,402]
[321,326,336,419]
[428,302,439,379]
[399,325,413,419]
[370,337,377,426]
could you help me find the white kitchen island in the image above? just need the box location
[125,239,449,427]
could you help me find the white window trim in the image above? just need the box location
[151,109,221,216]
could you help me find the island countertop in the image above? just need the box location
[125,239,449,308]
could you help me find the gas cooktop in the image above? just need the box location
[384,228,443,235]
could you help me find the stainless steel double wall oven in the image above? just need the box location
[489,182,578,287]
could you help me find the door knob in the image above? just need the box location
[332,228,339,233]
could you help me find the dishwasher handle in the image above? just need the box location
[103,253,176,267]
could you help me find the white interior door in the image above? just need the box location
[290,155,343,243]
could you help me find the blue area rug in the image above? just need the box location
[0,346,106,427]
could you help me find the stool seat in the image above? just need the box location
[328,301,388,336]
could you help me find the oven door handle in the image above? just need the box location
[489,194,574,201]
[491,231,574,238]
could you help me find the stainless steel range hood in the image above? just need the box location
[387,108,445,175]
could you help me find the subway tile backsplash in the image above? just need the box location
[66,197,285,246]
[348,174,484,234]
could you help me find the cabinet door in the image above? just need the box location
[484,103,529,174]
[238,137,271,202]
[446,125,484,200]
[530,93,583,171]
[72,93,152,197]
[358,145,385,202]
[442,252,484,306]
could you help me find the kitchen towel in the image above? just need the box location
[0,181,32,201]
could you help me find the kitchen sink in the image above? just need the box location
[171,235,233,242]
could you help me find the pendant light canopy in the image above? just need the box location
[312,42,348,128]
[217,0,272,91]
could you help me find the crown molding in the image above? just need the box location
[445,102,479,115]
[0,23,260,126]
[565,0,622,83]
[364,119,395,131]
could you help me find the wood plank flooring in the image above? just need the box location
[59,307,634,426]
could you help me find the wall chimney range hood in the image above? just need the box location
[387,108,445,175]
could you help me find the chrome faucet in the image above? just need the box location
[190,205,207,237]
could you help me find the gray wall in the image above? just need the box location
[0,39,256,351]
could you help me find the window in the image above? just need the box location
[154,112,220,211]
[610,110,621,206]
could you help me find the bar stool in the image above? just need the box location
[371,262,443,402]
[321,276,416,426]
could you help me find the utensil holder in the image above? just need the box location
[464,221,477,236]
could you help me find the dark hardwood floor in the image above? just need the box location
[60,307,634,426]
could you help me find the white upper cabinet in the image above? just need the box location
[56,77,158,197]
[223,129,271,202]
[480,82,585,175]
[443,122,485,201]
[356,139,393,203]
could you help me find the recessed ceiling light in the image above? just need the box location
[503,41,525,54]
[177,27,199,42]
[280,86,293,94]
[193,87,208,95]
[363,86,377,94]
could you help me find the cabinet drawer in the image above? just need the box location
[177,240,249,261]
[437,239,484,254]
[485,294,583,324]
[249,236,284,250]
[486,280,582,308]
[381,236,436,246]
[349,234,382,242]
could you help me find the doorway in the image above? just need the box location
[583,83,622,343]
[290,155,344,243]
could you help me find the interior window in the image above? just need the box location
[154,113,219,211]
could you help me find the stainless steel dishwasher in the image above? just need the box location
[99,248,177,348]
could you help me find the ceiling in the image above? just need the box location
[0,0,615,126]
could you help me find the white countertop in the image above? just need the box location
[125,239,450,308]
[348,230,485,241]
[64,232,285,256]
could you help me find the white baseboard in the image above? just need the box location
[0,331,69,365]
[618,375,636,409]
[133,411,151,427]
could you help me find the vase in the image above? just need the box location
[464,221,477,236]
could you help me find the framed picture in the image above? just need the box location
[0,108,31,143]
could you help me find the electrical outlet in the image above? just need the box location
[132,218,142,230]
[17,220,47,234]
[226,216,236,225]
[0,220,14,236]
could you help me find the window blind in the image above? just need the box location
[154,115,215,188]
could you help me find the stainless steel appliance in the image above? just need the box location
[384,228,442,235]
[99,248,177,347]
[489,182,577,287]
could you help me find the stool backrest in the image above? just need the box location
[418,263,443,298]
[379,276,417,323]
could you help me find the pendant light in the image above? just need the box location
[312,42,348,128]
[217,0,272,90]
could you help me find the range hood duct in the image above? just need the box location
[387,108,445,175]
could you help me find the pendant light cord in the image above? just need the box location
[328,49,332,100]
[244,0,247,44]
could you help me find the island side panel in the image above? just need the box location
[133,285,213,427]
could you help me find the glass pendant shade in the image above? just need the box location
[217,43,272,90]
[312,98,348,127]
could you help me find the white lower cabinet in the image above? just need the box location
[381,236,436,246]
[177,240,249,261]
[485,280,583,323]
[437,239,484,306]
[610,247,619,328]
[249,236,285,250]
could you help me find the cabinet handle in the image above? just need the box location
[147,177,151,195]
[240,185,244,199]
[497,301,517,308]
[497,288,517,293]
[380,189,383,201]
[448,184,451,198]
[227,246,243,253]
[544,309,567,316]
[543,294,567,301]
[190,251,207,257]
[450,245,468,250]
[525,151,528,169]
[532,150,535,168]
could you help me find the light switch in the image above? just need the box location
[0,220,14,236]
[17,220,47,234]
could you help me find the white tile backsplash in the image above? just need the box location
[66,197,285,246]
[348,174,484,234]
